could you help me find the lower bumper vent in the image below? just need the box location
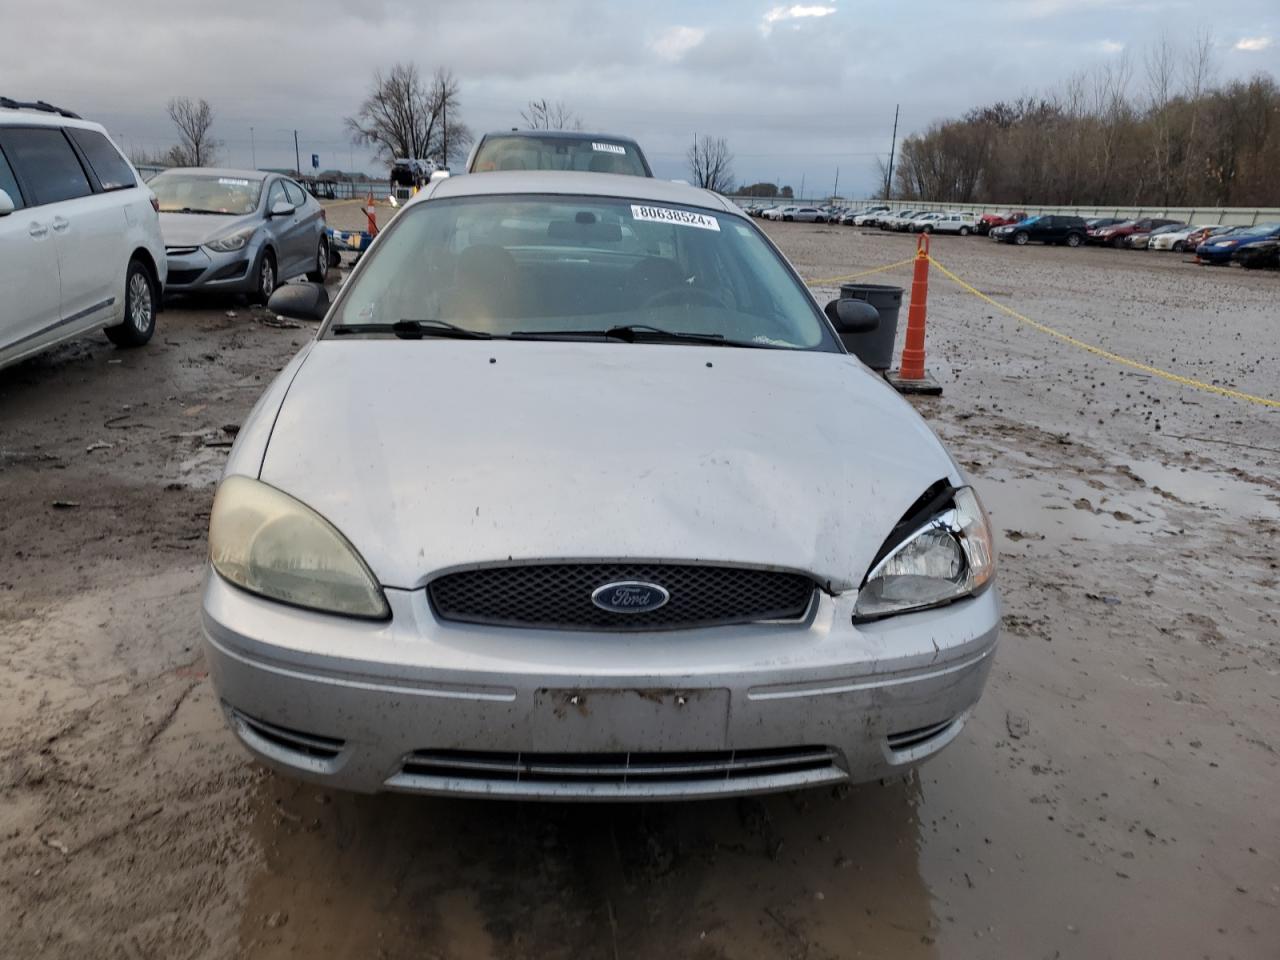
[400,746,839,786]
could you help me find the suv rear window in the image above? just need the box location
[68,128,136,191]
[1,127,92,205]
[471,135,649,176]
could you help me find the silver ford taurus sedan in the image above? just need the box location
[201,171,999,801]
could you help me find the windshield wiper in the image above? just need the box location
[511,324,770,348]
[166,207,228,215]
[330,320,492,340]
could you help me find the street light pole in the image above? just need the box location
[293,130,301,177]
[250,126,256,169]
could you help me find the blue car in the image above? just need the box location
[1196,223,1280,264]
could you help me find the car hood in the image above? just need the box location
[255,340,960,592]
[158,211,258,247]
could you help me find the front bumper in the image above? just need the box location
[201,572,1000,800]
[164,245,255,294]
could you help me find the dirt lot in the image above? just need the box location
[1,203,1277,959]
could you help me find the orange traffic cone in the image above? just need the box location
[886,234,942,395]
[365,191,378,237]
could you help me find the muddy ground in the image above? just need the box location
[1,202,1277,959]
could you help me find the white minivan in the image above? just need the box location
[0,99,166,370]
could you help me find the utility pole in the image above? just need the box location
[799,174,805,202]
[293,130,301,177]
[250,127,256,169]
[885,103,900,200]
[833,166,840,201]
[442,96,448,166]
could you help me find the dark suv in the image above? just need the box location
[991,215,1089,247]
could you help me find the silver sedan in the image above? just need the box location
[201,171,999,801]
[152,168,328,301]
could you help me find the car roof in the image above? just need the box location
[0,106,107,134]
[419,170,741,215]
[152,167,270,181]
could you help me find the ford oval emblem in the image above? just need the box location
[591,581,670,614]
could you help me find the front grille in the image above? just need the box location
[400,746,839,785]
[428,563,816,631]
[166,267,205,285]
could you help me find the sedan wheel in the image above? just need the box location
[958,226,970,236]
[307,237,329,283]
[1014,231,1029,246]
[255,251,277,304]
[1066,233,1082,248]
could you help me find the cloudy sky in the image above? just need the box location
[9,0,1278,196]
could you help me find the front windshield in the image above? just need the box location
[151,173,262,215]
[472,136,649,176]
[331,194,834,350]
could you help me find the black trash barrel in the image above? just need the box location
[837,282,904,370]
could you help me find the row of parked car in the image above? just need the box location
[742,197,1280,269]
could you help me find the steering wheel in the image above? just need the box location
[642,284,727,310]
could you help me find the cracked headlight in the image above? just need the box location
[206,227,255,253]
[209,475,389,619]
[855,486,995,620]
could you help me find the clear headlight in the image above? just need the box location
[209,475,389,619]
[855,486,995,620]
[206,228,255,253]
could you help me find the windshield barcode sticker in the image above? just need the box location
[592,142,626,154]
[631,205,720,231]
[217,178,250,186]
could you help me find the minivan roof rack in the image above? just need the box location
[0,97,82,119]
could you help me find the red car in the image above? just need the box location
[1092,217,1180,248]
[977,210,1027,235]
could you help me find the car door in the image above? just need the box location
[0,138,63,361]
[263,179,301,276]
[282,179,320,275]
[3,125,127,332]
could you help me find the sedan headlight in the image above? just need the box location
[855,486,995,620]
[209,475,389,619]
[206,227,256,253]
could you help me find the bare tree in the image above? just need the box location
[346,63,431,163]
[427,68,473,166]
[166,97,219,167]
[687,134,734,193]
[1145,33,1178,203]
[521,99,583,131]
[346,63,473,167]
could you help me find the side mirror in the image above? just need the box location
[825,298,880,334]
[0,188,14,216]
[269,200,296,218]
[267,282,329,322]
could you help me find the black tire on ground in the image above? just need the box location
[307,236,329,283]
[1173,241,1185,252]
[1066,232,1083,248]
[105,258,156,348]
[1111,236,1125,248]
[922,225,933,234]
[959,226,970,236]
[253,249,277,305]
[1014,231,1029,246]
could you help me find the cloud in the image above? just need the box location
[650,25,706,61]
[761,4,837,35]
[1096,39,1125,53]
[1234,36,1272,51]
